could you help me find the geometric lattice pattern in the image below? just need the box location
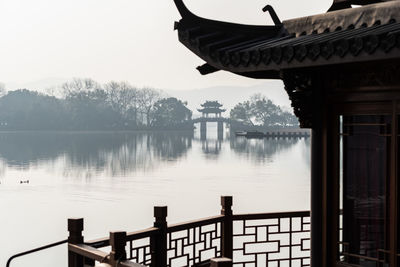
[167,222,222,266]
[83,211,311,267]
[127,237,152,266]
[232,215,310,267]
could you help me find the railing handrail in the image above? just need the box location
[6,239,68,267]
[69,244,146,267]
[86,227,159,248]
[69,243,108,262]
[167,215,224,233]
[85,210,309,249]
[233,210,310,221]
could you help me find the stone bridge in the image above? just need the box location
[188,117,231,140]
[191,117,231,124]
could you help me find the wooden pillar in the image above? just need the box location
[218,121,224,140]
[221,196,233,259]
[311,81,324,267]
[68,218,84,267]
[151,206,168,267]
[311,126,323,267]
[390,100,398,267]
[200,121,207,140]
[110,231,127,266]
[210,257,233,267]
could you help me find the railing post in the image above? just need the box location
[221,196,233,260]
[210,257,233,267]
[151,206,168,267]
[110,231,127,267]
[68,218,84,267]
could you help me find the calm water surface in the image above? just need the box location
[0,127,310,267]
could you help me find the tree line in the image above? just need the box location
[0,79,299,131]
[0,79,192,130]
[230,94,298,127]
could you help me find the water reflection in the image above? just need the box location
[231,136,311,164]
[0,132,309,177]
[0,132,193,176]
[201,140,222,155]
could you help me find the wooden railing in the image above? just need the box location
[68,196,310,267]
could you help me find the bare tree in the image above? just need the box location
[104,81,121,111]
[62,78,100,98]
[105,81,138,114]
[118,82,139,119]
[137,87,161,126]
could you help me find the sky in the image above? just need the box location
[0,0,332,91]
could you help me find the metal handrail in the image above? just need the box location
[6,239,68,267]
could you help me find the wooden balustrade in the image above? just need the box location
[68,218,85,267]
[68,196,311,267]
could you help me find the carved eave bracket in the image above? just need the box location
[282,61,400,129]
[282,71,316,129]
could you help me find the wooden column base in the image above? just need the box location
[210,257,233,267]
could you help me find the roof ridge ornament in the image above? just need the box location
[262,5,282,25]
[173,0,195,19]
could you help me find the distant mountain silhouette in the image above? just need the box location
[5,77,69,94]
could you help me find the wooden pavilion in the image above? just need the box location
[196,101,227,140]
[173,0,400,267]
[198,101,226,118]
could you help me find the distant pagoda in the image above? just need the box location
[198,101,226,117]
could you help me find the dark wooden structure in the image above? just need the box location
[173,0,400,267]
[65,196,309,267]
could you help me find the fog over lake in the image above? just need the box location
[0,127,310,267]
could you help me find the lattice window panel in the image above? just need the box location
[167,222,222,266]
[232,216,310,267]
[127,237,152,266]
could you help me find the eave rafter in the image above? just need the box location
[173,0,286,79]
[174,0,400,79]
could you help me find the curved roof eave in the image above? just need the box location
[173,0,286,79]
[173,0,400,79]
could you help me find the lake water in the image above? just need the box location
[0,126,310,267]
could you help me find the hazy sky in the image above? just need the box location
[1,0,331,91]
